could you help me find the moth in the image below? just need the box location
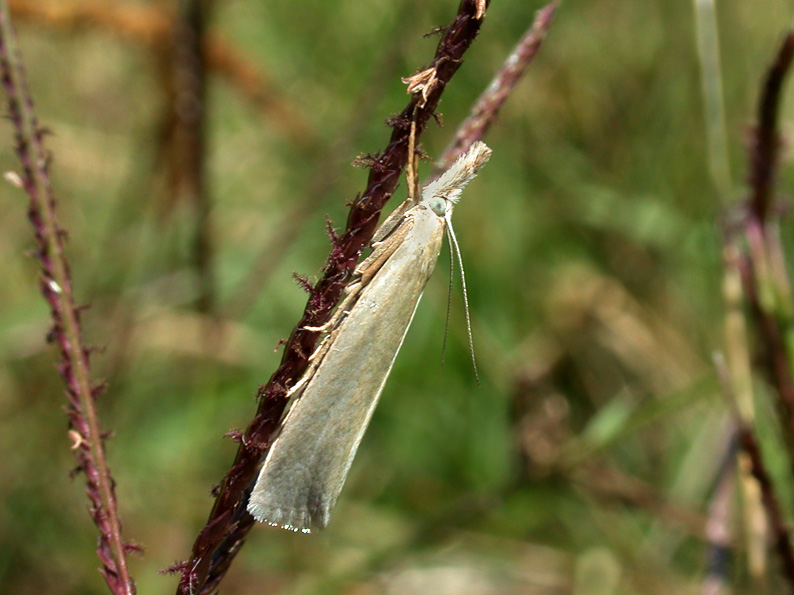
[248,141,492,532]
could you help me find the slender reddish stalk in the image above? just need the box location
[175,2,491,593]
[738,424,794,591]
[435,1,557,174]
[749,30,794,222]
[741,29,794,458]
[724,25,794,591]
[0,6,135,595]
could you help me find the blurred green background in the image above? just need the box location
[2,0,794,593]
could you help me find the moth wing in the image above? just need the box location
[248,208,444,532]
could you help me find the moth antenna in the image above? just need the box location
[445,215,479,384]
[441,233,456,366]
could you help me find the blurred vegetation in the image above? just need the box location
[3,0,794,593]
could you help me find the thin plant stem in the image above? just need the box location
[749,29,794,222]
[719,24,794,591]
[435,1,557,174]
[743,28,794,461]
[714,346,767,584]
[692,0,732,201]
[0,5,135,595]
[222,0,423,320]
[173,0,214,314]
[738,423,794,592]
[174,2,491,593]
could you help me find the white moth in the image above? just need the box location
[248,141,492,532]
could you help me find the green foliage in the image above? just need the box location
[3,0,794,592]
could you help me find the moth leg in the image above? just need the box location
[293,281,366,400]
[357,215,414,285]
[286,369,312,398]
[287,323,341,398]
[290,213,413,396]
[372,197,414,244]
[303,277,362,334]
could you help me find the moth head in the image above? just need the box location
[427,195,451,217]
[420,141,491,216]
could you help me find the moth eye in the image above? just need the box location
[429,197,447,216]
